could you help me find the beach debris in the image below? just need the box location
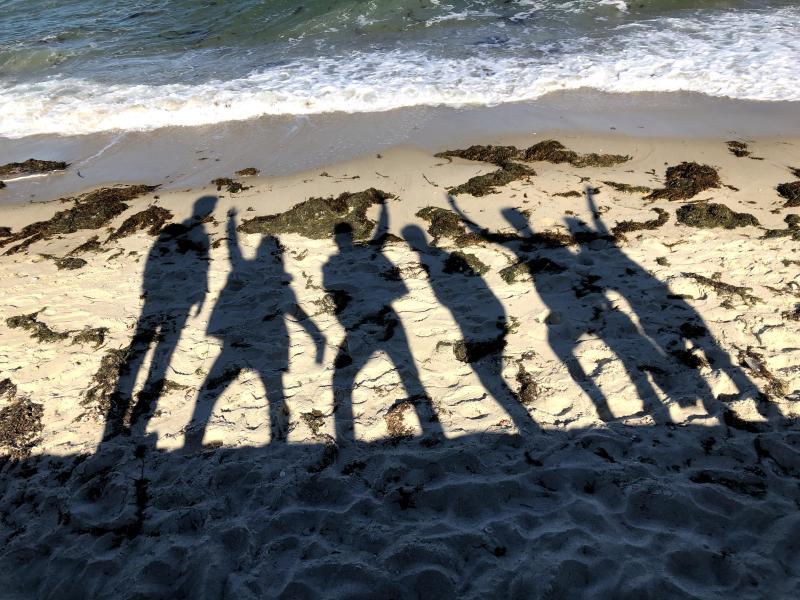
[0,378,44,459]
[611,208,669,237]
[235,167,260,176]
[453,334,507,363]
[762,214,800,240]
[0,181,5,189]
[72,327,109,349]
[0,184,157,255]
[0,158,69,177]
[53,256,88,270]
[109,205,173,240]
[739,348,787,398]
[554,190,582,198]
[6,309,70,343]
[301,409,326,438]
[602,181,652,194]
[81,347,130,419]
[676,202,758,229]
[385,402,415,439]
[0,226,11,237]
[647,162,721,200]
[790,167,800,178]
[211,177,250,193]
[515,364,539,406]
[448,162,535,196]
[683,272,761,305]
[776,181,800,207]
[415,206,483,246]
[442,251,489,276]
[238,188,391,240]
[522,140,629,168]
[436,145,520,166]
[67,235,104,255]
[499,257,565,284]
[726,141,751,158]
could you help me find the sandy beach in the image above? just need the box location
[1,128,799,597]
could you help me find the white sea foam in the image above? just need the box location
[0,8,797,138]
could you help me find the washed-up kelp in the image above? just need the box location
[0,158,68,177]
[611,208,669,237]
[777,181,800,207]
[676,203,758,229]
[647,163,721,201]
[0,185,157,254]
[109,206,173,240]
[238,188,391,240]
[0,378,43,459]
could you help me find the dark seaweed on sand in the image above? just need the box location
[442,251,489,276]
[683,273,760,305]
[82,347,131,419]
[726,141,751,158]
[6,310,70,343]
[0,158,68,177]
[646,163,721,201]
[448,162,535,197]
[522,140,629,168]
[611,208,669,237]
[0,185,157,254]
[776,181,800,207]
[676,203,758,229]
[109,206,173,240]
[0,378,43,459]
[0,181,5,189]
[235,167,260,176]
[238,188,391,240]
[53,256,88,270]
[602,181,652,194]
[211,178,250,193]
[499,257,565,284]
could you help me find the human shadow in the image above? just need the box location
[323,203,443,444]
[570,190,777,422]
[449,192,773,424]
[402,224,538,434]
[185,209,325,448]
[103,195,217,442]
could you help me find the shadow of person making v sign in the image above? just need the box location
[323,202,443,445]
[103,195,217,443]
[184,209,325,449]
[402,224,537,435]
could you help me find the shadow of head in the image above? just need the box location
[334,222,354,250]
[193,195,218,219]
[401,224,429,252]
[256,235,283,260]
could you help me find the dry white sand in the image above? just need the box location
[1,133,799,598]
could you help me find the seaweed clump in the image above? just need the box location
[602,181,652,194]
[0,181,5,189]
[776,181,800,207]
[453,335,507,363]
[0,379,44,459]
[81,347,130,419]
[109,205,173,240]
[762,214,800,240]
[235,167,260,176]
[211,178,250,193]
[683,273,760,305]
[238,188,391,240]
[676,203,758,229]
[726,141,751,158]
[499,257,565,284]
[0,158,68,176]
[53,256,87,270]
[523,140,629,168]
[0,184,157,254]
[72,326,109,348]
[611,208,669,237]
[647,163,721,201]
[414,206,483,246]
[435,145,521,165]
[448,162,534,197]
[443,251,488,276]
[6,310,70,343]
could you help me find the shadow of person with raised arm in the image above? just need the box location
[572,190,776,422]
[103,195,217,443]
[184,209,325,449]
[323,202,443,445]
[402,224,538,435]
[449,195,674,424]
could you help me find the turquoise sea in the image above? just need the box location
[1,0,798,138]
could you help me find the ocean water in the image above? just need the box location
[1,0,798,138]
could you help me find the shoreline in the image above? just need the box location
[2,89,800,205]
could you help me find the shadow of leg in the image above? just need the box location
[471,352,537,435]
[263,373,289,444]
[185,357,240,450]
